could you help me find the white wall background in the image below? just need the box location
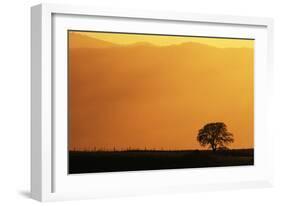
[0,0,280,205]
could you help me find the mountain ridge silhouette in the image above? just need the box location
[69,32,252,50]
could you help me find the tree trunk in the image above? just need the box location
[211,144,217,152]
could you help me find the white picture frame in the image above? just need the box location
[31,3,274,202]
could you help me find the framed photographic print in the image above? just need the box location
[31,3,274,201]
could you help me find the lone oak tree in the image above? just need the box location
[197,122,234,152]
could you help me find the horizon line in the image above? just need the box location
[69,148,254,152]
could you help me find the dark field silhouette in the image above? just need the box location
[68,149,254,174]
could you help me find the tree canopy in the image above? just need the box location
[197,122,234,152]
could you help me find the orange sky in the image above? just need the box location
[68,31,254,151]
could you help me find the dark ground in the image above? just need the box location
[68,149,254,174]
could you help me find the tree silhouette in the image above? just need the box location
[197,122,234,152]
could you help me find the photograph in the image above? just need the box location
[68,30,254,174]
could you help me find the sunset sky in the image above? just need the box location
[68,31,254,151]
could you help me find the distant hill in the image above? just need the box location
[69,32,117,49]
